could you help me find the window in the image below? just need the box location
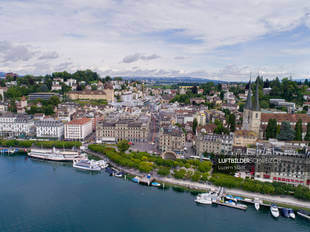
[256,113,258,118]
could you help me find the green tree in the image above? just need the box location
[8,100,17,113]
[117,140,130,153]
[277,121,295,141]
[294,119,303,141]
[304,123,310,141]
[157,166,170,176]
[228,114,236,132]
[266,118,277,139]
[192,118,198,134]
[48,96,60,106]
[191,86,198,94]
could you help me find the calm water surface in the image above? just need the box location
[0,155,309,232]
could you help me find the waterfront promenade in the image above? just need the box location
[86,149,310,210]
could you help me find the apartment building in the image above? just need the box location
[64,118,92,140]
[96,119,149,143]
[159,126,185,153]
[35,119,64,139]
[195,133,233,155]
[0,113,34,137]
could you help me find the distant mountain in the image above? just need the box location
[121,76,230,84]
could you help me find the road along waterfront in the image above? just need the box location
[86,149,310,210]
[0,154,309,232]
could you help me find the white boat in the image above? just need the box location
[28,148,80,161]
[97,160,109,169]
[297,210,310,220]
[195,192,218,205]
[73,159,101,171]
[270,204,280,218]
[254,202,260,211]
[254,198,260,211]
[288,208,295,219]
[195,193,212,205]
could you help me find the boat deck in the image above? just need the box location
[214,201,247,210]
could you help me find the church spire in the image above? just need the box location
[245,78,252,110]
[255,77,260,111]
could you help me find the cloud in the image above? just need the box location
[122,53,160,63]
[1,1,310,80]
[174,56,187,60]
[0,41,35,62]
[38,51,59,60]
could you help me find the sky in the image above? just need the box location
[1,0,310,81]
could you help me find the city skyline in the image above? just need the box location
[1,0,310,81]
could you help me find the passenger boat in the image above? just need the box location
[270,204,280,218]
[28,148,80,161]
[287,208,295,219]
[73,159,101,171]
[297,210,310,220]
[280,208,289,218]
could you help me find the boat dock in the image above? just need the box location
[214,201,248,210]
[138,176,155,185]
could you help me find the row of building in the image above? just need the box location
[0,113,93,140]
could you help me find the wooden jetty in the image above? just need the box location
[215,200,248,210]
[139,176,155,186]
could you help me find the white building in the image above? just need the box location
[35,119,64,139]
[0,113,34,137]
[64,118,92,140]
[65,78,77,87]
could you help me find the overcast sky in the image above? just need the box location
[1,0,310,81]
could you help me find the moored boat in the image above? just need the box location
[132,176,140,183]
[270,204,280,218]
[73,159,101,171]
[254,198,260,211]
[280,208,289,218]
[195,193,213,205]
[151,182,161,187]
[28,148,80,161]
[288,208,295,219]
[297,210,310,220]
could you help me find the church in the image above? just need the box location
[234,79,261,147]
[242,79,261,135]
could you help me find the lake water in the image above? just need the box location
[0,155,309,232]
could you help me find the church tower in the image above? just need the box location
[242,78,261,135]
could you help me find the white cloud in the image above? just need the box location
[122,53,160,63]
[0,0,310,80]
[38,51,59,60]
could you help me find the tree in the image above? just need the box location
[157,167,170,176]
[91,85,97,90]
[277,121,295,141]
[192,118,198,134]
[304,123,310,141]
[8,100,17,113]
[220,91,224,100]
[228,114,236,132]
[266,119,277,139]
[294,119,303,141]
[48,96,60,106]
[191,86,198,94]
[38,84,49,92]
[117,140,130,153]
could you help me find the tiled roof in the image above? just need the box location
[261,113,310,123]
[235,129,257,137]
[67,118,91,125]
